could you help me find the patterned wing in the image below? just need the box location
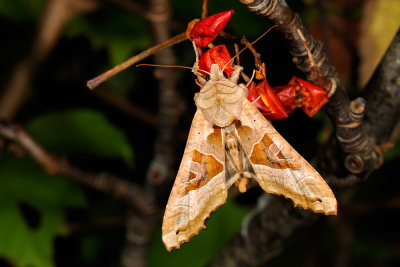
[236,99,337,215]
[162,111,227,251]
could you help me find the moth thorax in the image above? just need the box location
[225,133,238,153]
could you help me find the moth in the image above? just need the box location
[162,60,337,251]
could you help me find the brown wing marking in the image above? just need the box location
[184,149,223,193]
[237,99,337,215]
[162,111,227,251]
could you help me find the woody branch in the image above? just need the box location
[210,1,400,266]
[362,28,400,151]
[121,0,182,266]
[239,0,379,184]
[210,28,400,267]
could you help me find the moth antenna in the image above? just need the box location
[136,63,211,76]
[246,70,256,87]
[295,28,334,95]
[296,28,318,69]
[192,41,200,62]
[222,25,278,72]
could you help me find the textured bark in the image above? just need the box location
[121,0,183,266]
[238,0,378,180]
[363,28,400,146]
[146,0,182,196]
[208,3,400,267]
[209,196,315,267]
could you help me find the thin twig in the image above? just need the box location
[146,0,182,195]
[201,0,208,19]
[0,120,157,215]
[87,32,187,89]
[0,0,96,119]
[121,0,182,266]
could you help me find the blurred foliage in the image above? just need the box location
[26,109,134,166]
[383,140,400,162]
[0,158,85,267]
[0,0,400,267]
[0,0,45,21]
[358,0,400,87]
[149,198,249,267]
[66,10,151,66]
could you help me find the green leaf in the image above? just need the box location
[0,0,45,21]
[148,198,249,267]
[66,8,151,66]
[170,0,201,21]
[80,235,102,263]
[0,158,86,267]
[354,240,391,262]
[26,109,134,166]
[383,140,400,162]
[107,68,138,97]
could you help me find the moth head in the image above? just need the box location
[209,64,227,80]
[194,64,231,87]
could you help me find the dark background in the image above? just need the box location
[0,0,399,266]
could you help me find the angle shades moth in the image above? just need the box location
[162,57,337,252]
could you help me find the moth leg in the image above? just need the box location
[245,69,256,87]
[192,40,199,61]
[251,93,262,104]
[234,177,249,193]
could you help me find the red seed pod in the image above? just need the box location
[189,10,234,47]
[288,77,329,117]
[272,77,328,117]
[198,45,234,77]
[273,84,300,114]
[186,19,200,40]
[247,80,289,120]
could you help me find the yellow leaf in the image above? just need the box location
[359,0,400,88]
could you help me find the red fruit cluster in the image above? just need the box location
[248,76,329,119]
[188,10,234,47]
[188,10,328,120]
[198,45,234,77]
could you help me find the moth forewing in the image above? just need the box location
[162,110,228,251]
[162,63,337,251]
[238,99,337,215]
